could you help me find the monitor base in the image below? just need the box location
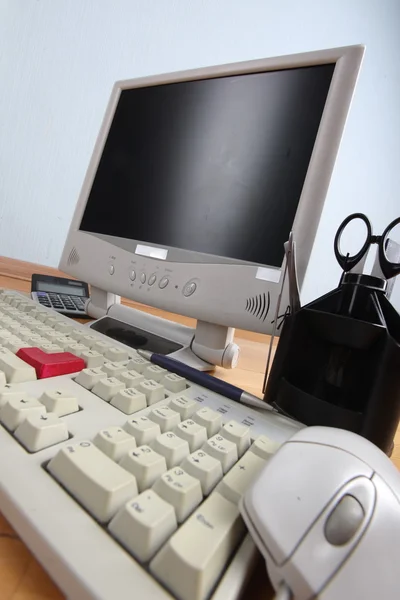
[86,286,240,371]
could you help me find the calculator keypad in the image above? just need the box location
[36,293,87,313]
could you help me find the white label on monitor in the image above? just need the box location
[255,266,281,283]
[135,244,168,260]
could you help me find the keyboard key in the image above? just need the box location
[0,320,15,330]
[119,370,144,388]
[150,492,245,600]
[0,328,13,341]
[16,348,85,379]
[92,340,113,355]
[0,396,46,431]
[4,339,30,354]
[55,322,74,335]
[151,432,190,468]
[41,344,63,354]
[119,445,167,491]
[202,435,238,473]
[249,435,282,460]
[14,412,69,452]
[153,467,202,522]
[94,426,137,461]
[143,364,168,382]
[102,361,129,378]
[48,441,138,523]
[69,329,84,342]
[110,388,147,415]
[80,335,99,348]
[14,314,32,324]
[137,380,165,406]
[1,334,17,347]
[162,373,187,393]
[66,343,87,356]
[79,349,104,368]
[74,367,105,390]
[181,450,223,495]
[127,356,148,374]
[0,387,29,408]
[0,371,6,390]
[92,377,125,402]
[148,406,181,432]
[25,334,44,346]
[109,489,177,562]
[16,328,32,341]
[175,419,208,452]
[192,408,222,437]
[18,302,35,313]
[0,347,37,383]
[219,420,251,457]
[124,416,161,446]
[35,310,52,321]
[35,325,54,336]
[25,317,39,327]
[216,451,266,504]
[39,389,79,416]
[105,347,129,362]
[169,395,198,419]
[53,336,74,349]
[10,297,24,308]
[44,317,64,329]
[42,330,63,342]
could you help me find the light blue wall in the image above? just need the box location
[0,0,399,308]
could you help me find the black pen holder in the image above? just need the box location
[264,278,400,455]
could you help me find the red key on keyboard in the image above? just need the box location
[16,348,85,379]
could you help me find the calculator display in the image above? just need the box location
[36,282,86,296]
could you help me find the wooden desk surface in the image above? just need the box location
[0,256,399,600]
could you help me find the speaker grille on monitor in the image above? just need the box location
[67,247,80,266]
[245,292,270,321]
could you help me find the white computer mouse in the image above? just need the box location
[240,426,400,600]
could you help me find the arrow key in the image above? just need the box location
[15,412,69,452]
[180,449,223,495]
[0,396,46,431]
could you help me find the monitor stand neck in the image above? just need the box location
[86,287,240,371]
[86,286,121,319]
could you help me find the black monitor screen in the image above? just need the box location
[80,64,335,266]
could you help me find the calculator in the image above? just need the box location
[31,274,90,318]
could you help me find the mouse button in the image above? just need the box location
[324,495,365,546]
[243,443,372,566]
[279,477,376,597]
[324,475,376,547]
[317,475,400,600]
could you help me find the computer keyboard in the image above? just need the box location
[0,289,302,600]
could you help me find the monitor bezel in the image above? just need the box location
[59,44,364,333]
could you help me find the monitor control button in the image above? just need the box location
[159,276,169,289]
[129,270,136,281]
[183,281,197,297]
[109,265,115,275]
[148,274,157,286]
[140,273,146,284]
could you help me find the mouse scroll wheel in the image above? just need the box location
[324,494,365,546]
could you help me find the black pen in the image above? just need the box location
[137,349,272,411]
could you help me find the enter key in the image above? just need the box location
[150,492,245,600]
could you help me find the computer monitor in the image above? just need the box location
[59,44,364,369]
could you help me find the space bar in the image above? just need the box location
[150,492,245,600]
